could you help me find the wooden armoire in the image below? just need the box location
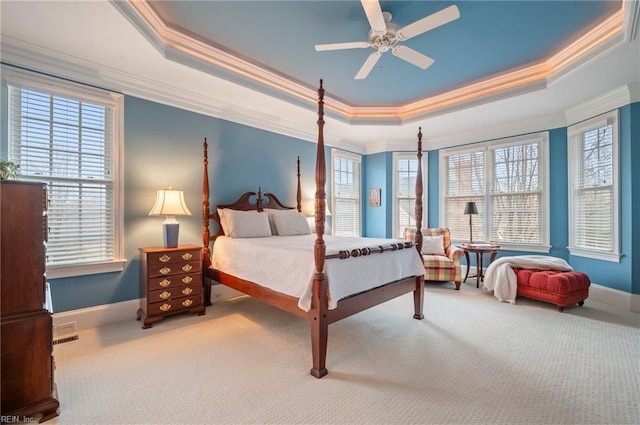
[1,180,59,422]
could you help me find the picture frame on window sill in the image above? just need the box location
[368,188,381,207]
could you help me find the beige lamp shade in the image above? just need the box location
[149,189,192,217]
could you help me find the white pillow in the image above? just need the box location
[222,209,272,238]
[264,208,286,235]
[422,235,445,256]
[217,208,230,235]
[271,210,311,236]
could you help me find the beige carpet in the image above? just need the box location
[47,283,639,425]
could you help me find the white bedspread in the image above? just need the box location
[483,255,573,304]
[211,235,425,311]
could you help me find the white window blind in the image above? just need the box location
[7,71,124,276]
[442,149,485,242]
[393,154,425,238]
[568,111,619,261]
[489,142,543,244]
[441,133,549,251]
[332,150,361,236]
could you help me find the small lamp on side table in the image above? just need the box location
[464,201,478,242]
[149,188,192,248]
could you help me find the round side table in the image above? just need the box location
[462,243,500,288]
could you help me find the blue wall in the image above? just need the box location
[1,93,326,312]
[363,152,391,237]
[2,78,638,311]
[412,103,639,294]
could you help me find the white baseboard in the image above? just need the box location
[53,298,140,333]
[589,283,640,313]
[53,281,637,333]
[212,284,245,302]
[52,284,245,333]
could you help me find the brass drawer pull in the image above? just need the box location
[159,267,171,275]
[182,299,193,307]
[159,279,171,288]
[159,291,171,300]
[181,264,193,272]
[159,303,171,312]
[182,252,193,260]
[182,276,193,284]
[159,254,171,263]
[182,287,193,295]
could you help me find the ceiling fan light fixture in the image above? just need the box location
[314,1,460,79]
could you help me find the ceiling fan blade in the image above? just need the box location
[315,41,370,51]
[397,5,460,41]
[355,51,382,79]
[392,45,434,70]
[361,0,386,34]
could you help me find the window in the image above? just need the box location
[567,111,620,262]
[441,133,549,251]
[392,153,426,238]
[6,69,124,278]
[441,148,485,242]
[332,150,361,236]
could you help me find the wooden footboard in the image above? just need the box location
[206,267,423,378]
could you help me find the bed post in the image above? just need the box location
[413,128,425,320]
[297,156,302,212]
[311,79,329,379]
[415,128,423,255]
[202,138,212,306]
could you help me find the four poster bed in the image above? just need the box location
[201,80,426,378]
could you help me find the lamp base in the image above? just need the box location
[162,218,180,248]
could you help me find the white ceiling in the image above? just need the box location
[1,1,639,154]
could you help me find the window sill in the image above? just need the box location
[569,248,622,263]
[46,259,127,279]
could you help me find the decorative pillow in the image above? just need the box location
[222,209,272,238]
[271,210,311,236]
[422,235,445,256]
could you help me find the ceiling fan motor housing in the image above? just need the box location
[368,12,399,52]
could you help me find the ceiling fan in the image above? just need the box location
[315,0,460,79]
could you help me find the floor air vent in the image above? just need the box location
[53,335,79,345]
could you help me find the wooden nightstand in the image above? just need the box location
[138,245,205,329]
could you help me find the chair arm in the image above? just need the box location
[446,245,464,262]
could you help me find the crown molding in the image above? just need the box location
[111,0,627,125]
[623,0,640,41]
[0,37,368,152]
[564,84,633,126]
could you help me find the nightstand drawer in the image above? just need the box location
[148,260,201,278]
[148,296,202,316]
[148,283,202,303]
[148,272,201,291]
[147,249,201,266]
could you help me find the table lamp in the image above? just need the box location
[149,188,192,248]
[464,201,478,242]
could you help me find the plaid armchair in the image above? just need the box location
[405,227,464,290]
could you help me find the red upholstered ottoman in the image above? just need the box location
[513,269,590,312]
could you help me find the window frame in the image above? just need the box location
[331,149,362,237]
[440,132,550,252]
[4,67,125,278]
[392,152,427,239]
[567,110,620,262]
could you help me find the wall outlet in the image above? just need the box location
[57,321,77,336]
